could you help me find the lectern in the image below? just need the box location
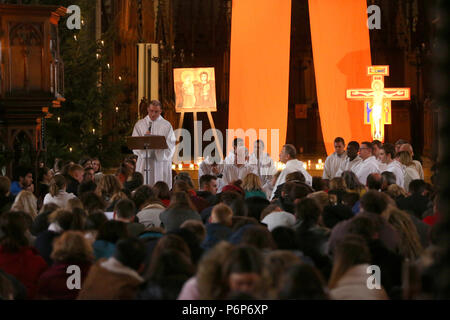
[126,135,168,185]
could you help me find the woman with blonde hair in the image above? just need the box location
[396,151,420,192]
[37,231,94,299]
[385,184,408,201]
[43,174,76,210]
[329,235,388,300]
[384,206,423,260]
[95,175,127,211]
[11,190,38,220]
[178,241,234,300]
[242,173,266,199]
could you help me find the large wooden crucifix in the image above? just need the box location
[346,65,410,142]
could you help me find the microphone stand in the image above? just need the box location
[144,123,152,185]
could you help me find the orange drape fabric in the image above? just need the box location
[308,0,372,155]
[228,0,292,157]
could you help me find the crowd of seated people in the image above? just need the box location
[0,139,444,300]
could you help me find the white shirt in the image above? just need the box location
[336,156,363,177]
[249,152,277,180]
[384,160,405,187]
[412,160,424,180]
[270,159,312,200]
[322,152,348,179]
[221,163,256,189]
[403,165,421,192]
[43,190,76,209]
[198,157,224,179]
[132,115,176,188]
[198,157,226,192]
[354,156,380,185]
[224,151,235,165]
[377,159,387,172]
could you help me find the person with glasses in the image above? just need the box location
[353,141,380,185]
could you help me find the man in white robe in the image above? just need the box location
[132,100,176,188]
[336,141,363,176]
[221,146,256,190]
[323,137,347,180]
[378,143,404,187]
[249,139,277,184]
[270,144,312,200]
[372,140,386,171]
[353,141,380,185]
[198,156,225,192]
[224,138,244,164]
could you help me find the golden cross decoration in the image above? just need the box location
[346,65,410,142]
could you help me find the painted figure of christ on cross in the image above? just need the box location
[347,66,410,142]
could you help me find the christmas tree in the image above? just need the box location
[27,0,132,169]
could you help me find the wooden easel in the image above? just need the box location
[175,108,224,162]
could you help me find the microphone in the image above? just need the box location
[148,121,152,135]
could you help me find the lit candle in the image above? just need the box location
[115,106,119,112]
[276,162,286,171]
[318,159,322,164]
[96,53,101,59]
[92,128,95,134]
[57,117,60,123]
[107,63,110,69]
[73,35,77,41]
[172,164,176,170]
[69,147,73,152]
[178,164,182,170]
[189,163,194,170]
[303,163,307,170]
[101,40,104,46]
[118,76,122,81]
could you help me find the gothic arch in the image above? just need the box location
[9,22,43,46]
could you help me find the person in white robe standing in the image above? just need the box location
[378,143,404,187]
[353,141,380,185]
[336,141,362,177]
[132,100,176,188]
[270,144,312,200]
[323,137,347,180]
[249,139,277,184]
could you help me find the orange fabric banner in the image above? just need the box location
[308,0,372,155]
[228,0,292,157]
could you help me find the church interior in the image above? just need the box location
[0,0,450,304]
[0,0,441,178]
